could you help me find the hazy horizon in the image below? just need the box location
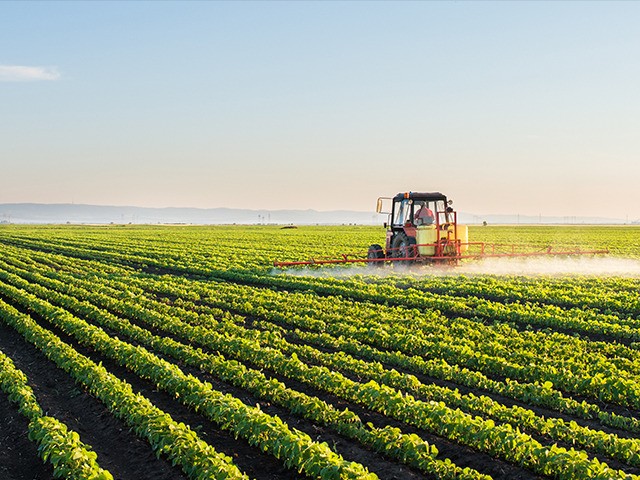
[2,1,639,219]
[0,201,632,226]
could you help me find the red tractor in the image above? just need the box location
[367,191,468,265]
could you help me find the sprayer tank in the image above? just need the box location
[416,224,469,256]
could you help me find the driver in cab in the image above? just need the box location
[414,201,435,226]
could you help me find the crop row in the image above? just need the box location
[6,245,640,434]
[14,250,637,473]
[0,348,113,480]
[0,254,636,479]
[0,277,377,480]
[0,298,250,480]
[217,269,640,350]
[0,257,488,480]
[200,273,640,408]
[154,270,640,411]
[372,274,640,319]
[3,228,639,337]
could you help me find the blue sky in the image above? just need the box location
[1,1,639,219]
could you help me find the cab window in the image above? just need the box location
[392,199,412,226]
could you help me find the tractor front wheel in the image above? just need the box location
[367,244,385,267]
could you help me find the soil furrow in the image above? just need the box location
[0,320,186,480]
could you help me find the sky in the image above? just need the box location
[1,1,639,220]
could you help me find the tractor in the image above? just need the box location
[367,191,467,265]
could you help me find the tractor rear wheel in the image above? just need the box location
[391,233,417,265]
[367,244,385,267]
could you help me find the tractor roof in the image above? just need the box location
[393,192,448,202]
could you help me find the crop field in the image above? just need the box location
[2,224,640,480]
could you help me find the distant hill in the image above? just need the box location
[0,203,380,225]
[0,203,628,226]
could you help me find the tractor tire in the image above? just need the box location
[391,233,417,265]
[367,244,385,267]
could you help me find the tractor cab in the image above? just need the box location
[388,192,452,229]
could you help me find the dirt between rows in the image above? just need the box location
[0,320,188,480]
[0,394,53,480]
